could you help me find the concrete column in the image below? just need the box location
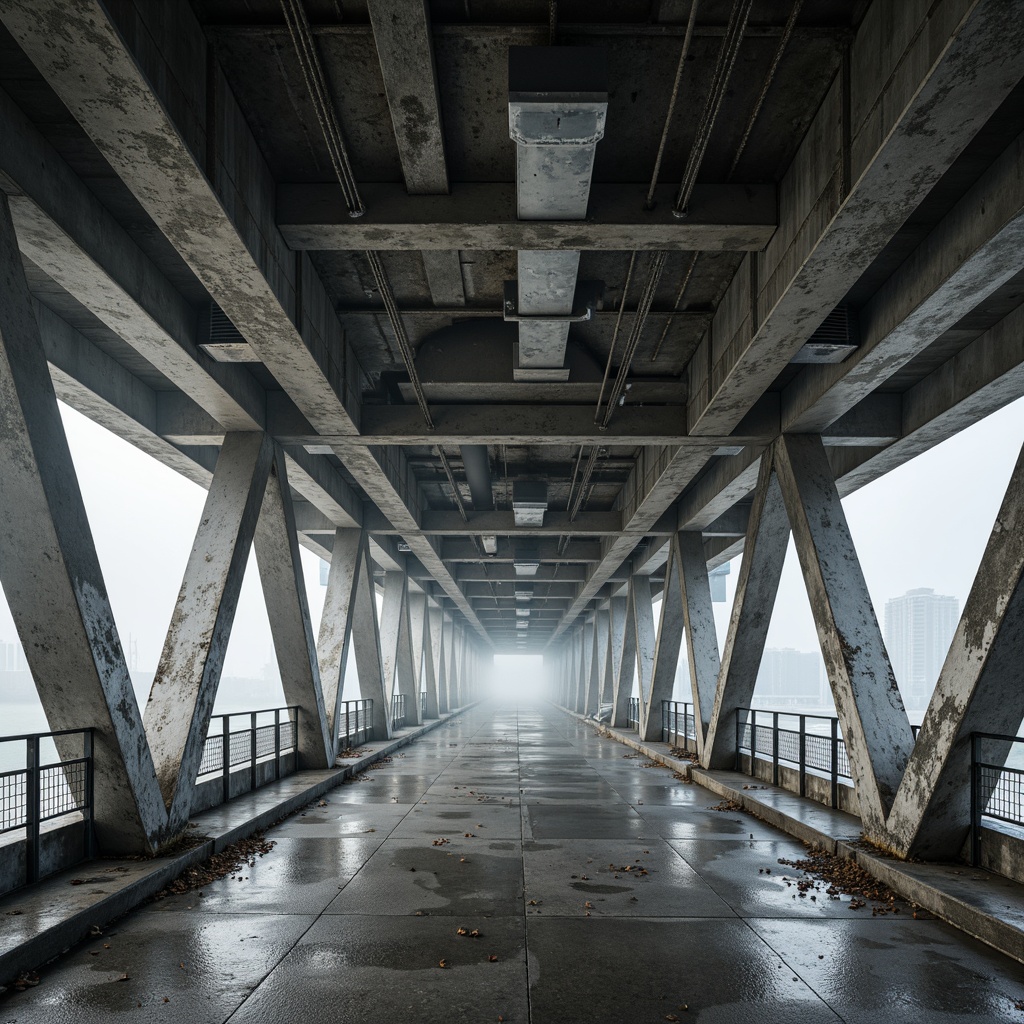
[583,610,609,718]
[633,576,656,714]
[702,453,791,770]
[641,542,686,742]
[576,620,595,715]
[380,572,421,727]
[611,585,639,728]
[254,447,332,768]
[317,529,366,742]
[410,594,439,719]
[0,192,166,853]
[775,434,914,835]
[604,598,626,707]
[146,432,274,827]
[432,607,449,714]
[439,613,453,711]
[348,545,392,740]
[677,532,721,757]
[886,438,1024,858]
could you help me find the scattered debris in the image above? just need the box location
[708,800,743,813]
[154,833,276,898]
[775,845,908,915]
[432,838,450,847]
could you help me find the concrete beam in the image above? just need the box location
[145,432,273,827]
[367,0,448,194]
[886,438,1024,858]
[687,0,1024,437]
[0,0,489,643]
[254,447,332,769]
[702,453,791,770]
[774,434,915,835]
[0,193,168,853]
[277,182,777,251]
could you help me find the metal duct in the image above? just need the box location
[460,444,494,510]
[508,47,607,381]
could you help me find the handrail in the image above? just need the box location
[971,731,1024,867]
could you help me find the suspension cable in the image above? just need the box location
[280,0,364,217]
[650,250,699,362]
[595,250,638,421]
[644,0,700,210]
[726,0,804,180]
[673,0,754,216]
[598,251,668,428]
[436,445,468,521]
[364,250,434,429]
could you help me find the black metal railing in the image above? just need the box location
[661,701,697,751]
[736,707,921,807]
[626,697,641,729]
[391,693,407,730]
[338,699,374,750]
[0,729,94,884]
[737,708,850,807]
[199,707,298,803]
[972,732,1024,866]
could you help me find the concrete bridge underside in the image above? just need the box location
[1,0,1024,999]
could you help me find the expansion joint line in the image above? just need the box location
[673,0,754,216]
[280,0,364,217]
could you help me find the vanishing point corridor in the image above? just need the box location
[5,705,1024,1023]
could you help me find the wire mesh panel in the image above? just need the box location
[254,724,277,760]
[279,719,297,751]
[804,734,832,774]
[198,735,224,777]
[39,760,88,822]
[0,770,27,833]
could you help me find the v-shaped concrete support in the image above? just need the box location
[146,431,273,828]
[381,572,421,727]
[583,610,609,718]
[886,438,1024,858]
[640,539,686,742]
[610,586,639,728]
[254,447,332,769]
[702,452,790,769]
[410,593,439,719]
[0,193,166,853]
[775,434,915,834]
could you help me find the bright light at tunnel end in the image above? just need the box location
[484,654,548,701]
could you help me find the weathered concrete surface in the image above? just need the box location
[0,194,166,854]
[253,447,332,769]
[774,434,915,837]
[886,438,1024,859]
[640,535,685,742]
[145,432,273,828]
[702,453,791,770]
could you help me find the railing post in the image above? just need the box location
[748,709,756,778]
[798,715,806,798]
[971,733,981,868]
[222,714,231,804]
[830,717,839,809]
[84,728,96,860]
[249,712,258,792]
[25,734,40,885]
[274,708,281,780]
[772,711,779,787]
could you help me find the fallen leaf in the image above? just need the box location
[488,955,498,962]
[438,958,448,969]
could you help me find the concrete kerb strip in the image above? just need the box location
[0,707,474,985]
[564,706,1024,966]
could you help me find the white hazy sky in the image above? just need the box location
[1,395,1023,691]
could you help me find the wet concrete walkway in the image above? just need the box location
[5,703,1024,1022]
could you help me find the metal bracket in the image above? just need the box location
[503,281,594,323]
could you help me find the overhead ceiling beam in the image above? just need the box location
[548,0,1024,642]
[685,0,1024,438]
[0,0,489,641]
[277,182,776,251]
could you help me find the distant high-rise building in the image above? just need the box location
[756,648,824,705]
[0,639,27,673]
[884,588,959,708]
